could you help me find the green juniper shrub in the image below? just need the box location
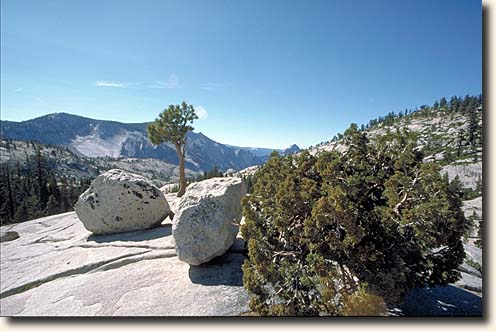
[241,125,466,316]
[242,174,255,194]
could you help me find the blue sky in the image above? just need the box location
[1,0,481,149]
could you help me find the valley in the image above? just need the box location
[0,113,290,173]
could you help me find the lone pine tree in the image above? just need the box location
[147,102,198,197]
[241,125,466,316]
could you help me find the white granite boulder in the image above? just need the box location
[75,169,171,235]
[173,177,246,265]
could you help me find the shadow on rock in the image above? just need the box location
[86,224,172,243]
[230,237,247,252]
[396,285,482,316]
[188,252,245,287]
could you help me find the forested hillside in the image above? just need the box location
[0,143,92,225]
[312,94,482,164]
[0,139,199,225]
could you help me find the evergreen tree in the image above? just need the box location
[0,165,16,224]
[439,97,447,109]
[242,126,466,316]
[467,108,481,161]
[147,102,198,197]
[34,148,50,209]
[13,200,29,223]
[456,130,465,157]
[450,96,460,112]
[59,183,69,213]
[242,174,255,194]
[45,195,60,215]
[475,220,483,249]
[475,176,482,195]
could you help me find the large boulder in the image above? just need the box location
[173,177,246,265]
[75,169,171,235]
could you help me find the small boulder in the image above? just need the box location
[75,169,171,235]
[0,231,19,242]
[172,177,246,265]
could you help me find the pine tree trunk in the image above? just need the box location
[175,143,187,197]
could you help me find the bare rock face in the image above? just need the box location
[0,211,250,316]
[75,169,171,235]
[172,177,246,265]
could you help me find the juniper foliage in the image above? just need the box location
[241,125,466,316]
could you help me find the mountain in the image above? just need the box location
[226,144,301,157]
[0,113,265,172]
[225,145,279,157]
[281,144,301,155]
[309,95,483,192]
[0,138,200,186]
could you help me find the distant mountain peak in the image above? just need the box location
[282,144,301,155]
[38,112,82,119]
[0,113,265,172]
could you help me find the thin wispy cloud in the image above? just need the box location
[96,74,180,89]
[195,106,208,120]
[14,88,23,93]
[200,82,223,91]
[95,81,128,88]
